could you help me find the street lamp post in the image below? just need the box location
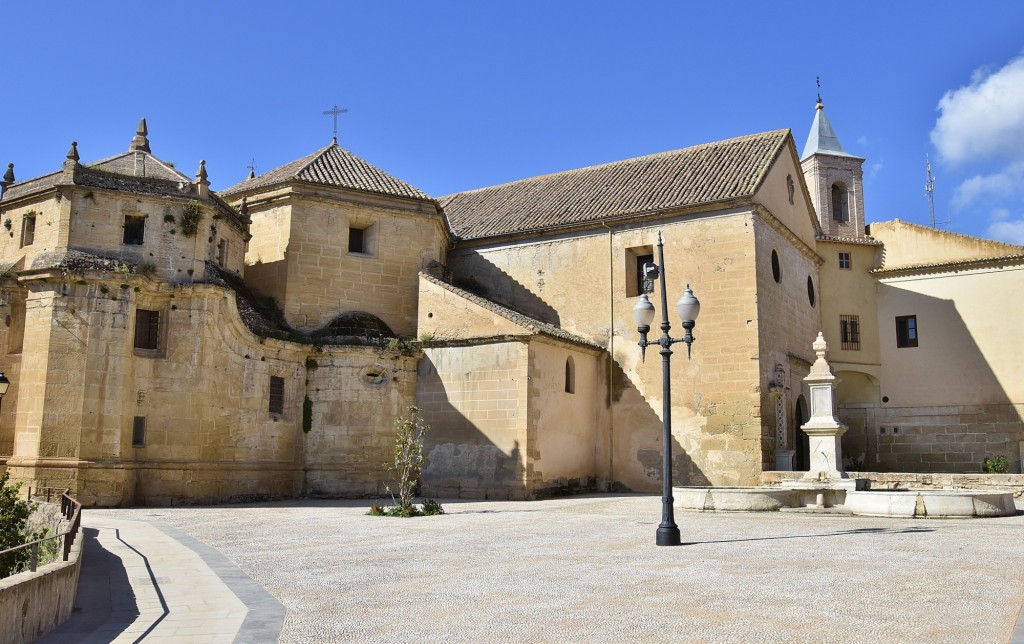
[0,372,9,412]
[631,232,700,546]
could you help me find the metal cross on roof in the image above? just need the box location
[245,158,257,179]
[322,104,349,143]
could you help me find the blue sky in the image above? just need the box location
[3,2,1024,243]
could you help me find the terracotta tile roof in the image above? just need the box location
[441,130,791,241]
[420,272,604,349]
[816,234,883,246]
[221,142,432,201]
[870,253,1024,276]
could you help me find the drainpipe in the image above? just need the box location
[601,221,615,490]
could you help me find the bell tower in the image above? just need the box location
[800,85,867,239]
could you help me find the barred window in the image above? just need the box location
[840,314,861,351]
[269,376,285,415]
[839,252,852,269]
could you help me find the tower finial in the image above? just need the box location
[816,76,823,109]
[246,158,256,180]
[66,141,80,162]
[3,163,13,184]
[196,159,208,183]
[322,104,348,143]
[130,118,152,153]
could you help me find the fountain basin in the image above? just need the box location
[843,489,1016,518]
[675,486,1017,518]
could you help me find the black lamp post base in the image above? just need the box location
[656,525,681,546]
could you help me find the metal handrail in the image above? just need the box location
[0,487,82,575]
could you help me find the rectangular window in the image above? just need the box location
[134,309,161,351]
[896,315,918,348]
[838,252,852,270]
[20,214,35,247]
[840,314,861,351]
[123,215,146,245]
[132,416,146,447]
[217,239,228,267]
[348,227,365,254]
[625,245,655,297]
[269,376,285,415]
[635,253,654,295]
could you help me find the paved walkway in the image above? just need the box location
[38,496,1024,642]
[39,517,283,643]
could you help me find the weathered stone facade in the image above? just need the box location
[1,106,1021,508]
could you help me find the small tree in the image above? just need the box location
[387,406,428,514]
[0,471,35,577]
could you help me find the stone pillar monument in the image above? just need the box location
[801,332,848,481]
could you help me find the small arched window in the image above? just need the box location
[564,356,575,394]
[807,276,816,307]
[831,182,849,223]
[771,249,782,283]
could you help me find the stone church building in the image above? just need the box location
[0,101,1021,506]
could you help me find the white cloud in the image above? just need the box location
[986,216,1024,245]
[930,54,1024,165]
[951,161,1024,211]
[866,159,884,180]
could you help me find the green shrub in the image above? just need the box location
[0,471,36,578]
[385,406,428,514]
[180,200,203,237]
[984,455,1010,474]
[421,499,445,516]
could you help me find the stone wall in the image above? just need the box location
[418,340,530,500]
[450,210,772,489]
[840,403,1024,474]
[0,527,82,644]
[3,268,419,505]
[241,187,446,336]
[303,348,419,497]
[752,214,821,472]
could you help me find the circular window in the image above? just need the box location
[771,250,782,283]
[807,276,816,307]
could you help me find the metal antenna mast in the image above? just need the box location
[925,154,936,227]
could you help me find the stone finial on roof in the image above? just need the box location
[248,168,255,180]
[130,117,152,153]
[238,196,251,224]
[195,159,210,197]
[0,163,13,196]
[66,141,80,162]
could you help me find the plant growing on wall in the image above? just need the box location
[302,396,313,433]
[0,471,36,577]
[180,200,203,237]
[984,455,1009,474]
